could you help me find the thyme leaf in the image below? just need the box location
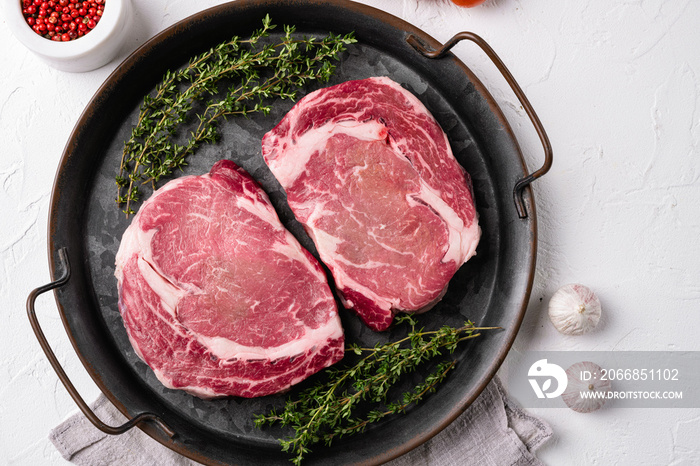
[116,15,356,216]
[254,315,500,465]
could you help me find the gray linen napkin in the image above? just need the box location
[50,377,551,465]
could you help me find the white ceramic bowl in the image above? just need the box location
[2,0,132,72]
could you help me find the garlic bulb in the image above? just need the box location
[548,284,601,335]
[562,361,611,413]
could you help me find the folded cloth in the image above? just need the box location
[50,376,552,465]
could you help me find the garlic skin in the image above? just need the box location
[548,284,601,335]
[562,361,612,413]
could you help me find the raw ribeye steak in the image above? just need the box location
[115,160,344,398]
[262,77,480,331]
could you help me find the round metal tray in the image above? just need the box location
[31,1,551,464]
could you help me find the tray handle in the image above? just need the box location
[27,247,175,438]
[407,31,553,219]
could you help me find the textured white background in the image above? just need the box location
[2,0,699,464]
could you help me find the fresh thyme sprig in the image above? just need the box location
[116,15,356,215]
[254,315,500,465]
